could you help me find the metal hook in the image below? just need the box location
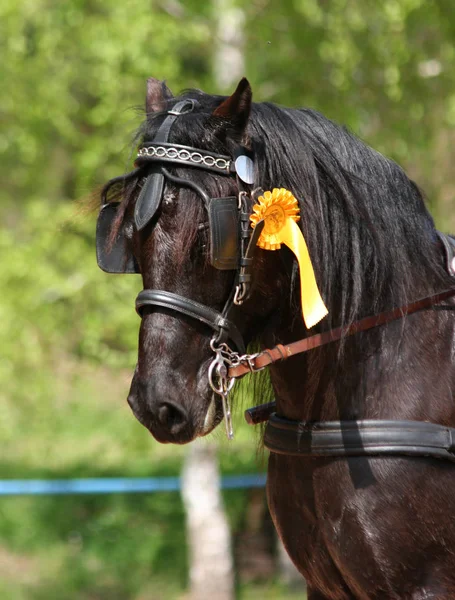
[208,337,236,439]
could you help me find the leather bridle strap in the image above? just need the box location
[135,289,245,354]
[230,287,455,379]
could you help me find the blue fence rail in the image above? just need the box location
[0,474,267,496]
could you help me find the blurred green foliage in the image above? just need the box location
[244,0,455,217]
[0,0,454,597]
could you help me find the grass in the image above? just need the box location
[0,356,305,599]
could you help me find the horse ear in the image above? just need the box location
[146,78,174,114]
[212,78,252,134]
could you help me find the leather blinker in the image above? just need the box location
[208,197,239,270]
[96,203,139,274]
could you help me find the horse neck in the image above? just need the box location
[266,278,455,426]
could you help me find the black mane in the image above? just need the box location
[104,90,451,329]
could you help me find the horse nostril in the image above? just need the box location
[158,401,187,434]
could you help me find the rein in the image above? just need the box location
[231,287,455,378]
[217,286,455,425]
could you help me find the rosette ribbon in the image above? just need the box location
[250,188,328,329]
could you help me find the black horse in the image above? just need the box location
[98,78,455,598]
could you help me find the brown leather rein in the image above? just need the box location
[236,287,455,425]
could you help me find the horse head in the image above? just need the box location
[98,78,286,443]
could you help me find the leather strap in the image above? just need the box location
[230,287,455,379]
[135,289,245,353]
[160,168,211,207]
[134,164,164,231]
[437,231,455,276]
[264,414,455,462]
[154,101,197,143]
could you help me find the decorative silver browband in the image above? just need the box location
[136,142,234,175]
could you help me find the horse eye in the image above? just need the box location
[163,190,177,206]
[123,221,134,239]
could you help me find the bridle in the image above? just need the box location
[97,99,264,437]
[97,100,455,459]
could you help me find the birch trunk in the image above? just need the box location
[213,0,245,91]
[181,443,234,600]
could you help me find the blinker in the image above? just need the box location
[96,203,139,274]
[96,197,239,274]
[208,197,239,270]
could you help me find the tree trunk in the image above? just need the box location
[213,0,245,91]
[181,443,234,600]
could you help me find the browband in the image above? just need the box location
[134,100,240,231]
[137,143,235,176]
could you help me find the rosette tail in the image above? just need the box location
[279,218,328,328]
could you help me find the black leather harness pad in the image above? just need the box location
[208,197,239,270]
[264,414,455,463]
[96,203,139,274]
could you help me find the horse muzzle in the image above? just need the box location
[127,368,223,444]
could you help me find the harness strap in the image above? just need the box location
[160,168,211,207]
[264,414,455,462]
[230,287,455,379]
[235,219,265,303]
[135,289,245,354]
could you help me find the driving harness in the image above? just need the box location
[96,99,455,462]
